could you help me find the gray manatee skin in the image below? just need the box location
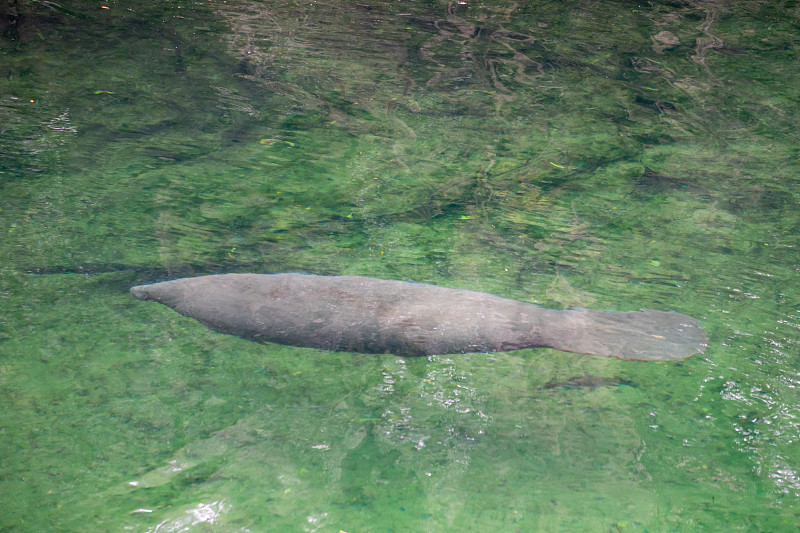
[130,273,707,361]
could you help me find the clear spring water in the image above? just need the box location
[1,1,798,530]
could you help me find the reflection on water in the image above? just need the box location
[1,0,800,531]
[148,500,227,533]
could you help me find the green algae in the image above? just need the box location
[2,0,800,531]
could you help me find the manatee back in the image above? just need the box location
[131,274,534,355]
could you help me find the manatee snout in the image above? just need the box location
[130,285,151,301]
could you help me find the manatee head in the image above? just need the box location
[130,284,152,301]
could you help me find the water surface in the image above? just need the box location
[1,1,799,531]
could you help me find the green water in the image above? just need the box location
[1,0,799,531]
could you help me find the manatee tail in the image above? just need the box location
[547,309,707,361]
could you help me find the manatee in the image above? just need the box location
[130,273,707,361]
